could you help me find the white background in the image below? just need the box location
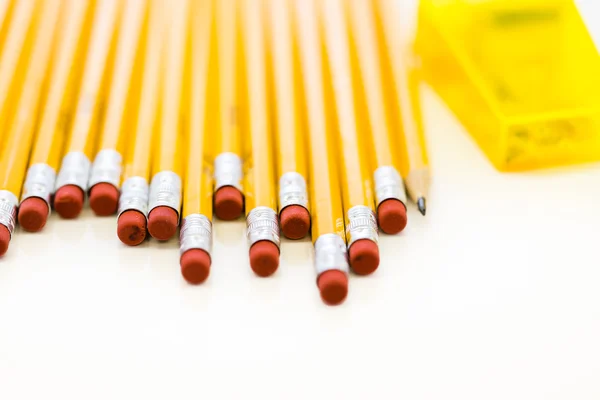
[1,1,600,399]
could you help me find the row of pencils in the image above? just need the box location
[0,0,430,305]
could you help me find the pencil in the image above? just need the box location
[179,0,214,284]
[18,0,95,232]
[117,0,166,246]
[0,0,38,143]
[266,0,311,240]
[146,0,189,241]
[376,0,431,215]
[240,0,280,277]
[346,0,408,235]
[293,0,349,305]
[53,0,123,219]
[0,0,63,255]
[212,0,245,221]
[319,0,380,276]
[88,0,148,217]
[0,0,14,51]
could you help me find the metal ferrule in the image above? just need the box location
[148,170,182,216]
[21,163,56,207]
[55,151,91,192]
[374,166,407,206]
[117,176,149,218]
[314,233,349,276]
[346,205,378,247]
[214,152,243,191]
[88,149,123,190]
[179,213,213,256]
[246,206,280,249]
[0,190,19,236]
[278,171,308,212]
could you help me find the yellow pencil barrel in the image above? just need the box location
[267,0,310,234]
[241,0,276,212]
[376,0,430,212]
[183,0,213,220]
[55,0,122,196]
[152,0,187,178]
[211,0,245,210]
[180,0,214,266]
[293,0,349,283]
[89,0,148,194]
[0,0,38,143]
[346,0,408,234]
[215,0,243,158]
[240,0,280,266]
[146,0,189,236]
[0,0,14,51]
[0,0,62,237]
[23,0,95,209]
[121,0,164,185]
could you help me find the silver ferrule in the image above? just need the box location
[374,166,407,206]
[214,152,243,191]
[346,205,378,247]
[246,206,280,249]
[0,190,18,236]
[148,170,182,216]
[314,233,349,276]
[118,176,149,217]
[55,151,91,192]
[21,163,56,207]
[278,171,308,212]
[88,149,123,190]
[180,213,213,256]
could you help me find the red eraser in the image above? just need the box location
[317,270,348,306]
[147,206,178,241]
[18,197,49,232]
[280,205,310,240]
[180,248,211,284]
[117,210,147,246]
[214,186,244,221]
[249,240,279,277]
[53,184,84,219]
[0,224,10,256]
[349,239,380,276]
[377,198,408,235]
[89,183,119,216]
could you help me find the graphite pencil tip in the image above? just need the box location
[417,197,426,216]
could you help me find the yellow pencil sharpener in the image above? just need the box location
[415,0,600,171]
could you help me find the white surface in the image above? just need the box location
[1,1,600,399]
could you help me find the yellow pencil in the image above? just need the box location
[0,0,38,144]
[376,0,430,215]
[266,0,311,240]
[319,0,380,276]
[239,0,280,277]
[18,0,95,233]
[53,0,123,219]
[293,0,349,305]
[0,0,14,51]
[146,0,189,241]
[179,0,214,284]
[117,0,166,246]
[346,0,408,235]
[0,0,63,255]
[212,0,245,221]
[88,0,148,217]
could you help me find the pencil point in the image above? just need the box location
[417,197,426,216]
